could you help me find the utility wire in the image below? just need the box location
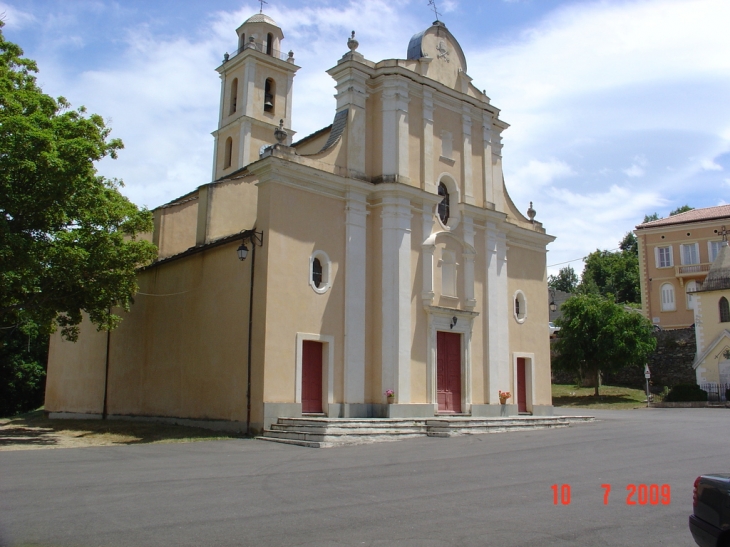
[548,247,621,268]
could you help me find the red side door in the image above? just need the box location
[302,341,323,413]
[517,357,527,413]
[437,332,461,413]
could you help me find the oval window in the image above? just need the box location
[312,258,323,288]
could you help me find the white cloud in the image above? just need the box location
[509,158,575,188]
[0,2,35,29]
[700,158,723,171]
[623,165,645,178]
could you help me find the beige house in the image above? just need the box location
[691,237,730,397]
[45,13,556,434]
[635,205,730,329]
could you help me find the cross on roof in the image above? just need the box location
[259,0,268,13]
[428,0,441,21]
[721,225,728,242]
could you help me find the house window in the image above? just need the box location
[721,297,730,323]
[513,290,527,323]
[437,183,450,225]
[223,137,233,169]
[656,246,672,268]
[264,78,275,113]
[309,250,331,294]
[660,283,675,311]
[709,240,724,262]
[686,281,697,310]
[681,243,699,265]
[229,78,238,114]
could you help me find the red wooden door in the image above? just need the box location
[517,357,527,413]
[302,341,323,413]
[437,332,461,413]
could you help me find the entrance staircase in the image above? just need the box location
[257,415,595,448]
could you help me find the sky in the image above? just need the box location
[2,0,729,276]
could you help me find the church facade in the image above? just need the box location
[45,13,556,434]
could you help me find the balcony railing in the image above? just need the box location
[675,262,711,276]
[223,41,294,63]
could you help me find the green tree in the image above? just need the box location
[0,24,157,341]
[548,265,579,293]
[578,232,640,304]
[643,213,659,223]
[669,204,693,216]
[553,294,656,396]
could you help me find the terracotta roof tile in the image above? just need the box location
[636,204,730,229]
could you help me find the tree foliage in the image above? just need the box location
[643,213,659,223]
[553,294,656,396]
[578,232,640,304]
[0,325,47,416]
[669,204,693,216]
[548,265,579,293]
[0,24,157,341]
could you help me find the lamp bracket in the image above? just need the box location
[240,229,264,247]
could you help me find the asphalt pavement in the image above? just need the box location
[1,407,727,547]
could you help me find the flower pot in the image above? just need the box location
[387,396,395,404]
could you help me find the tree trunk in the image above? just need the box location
[594,368,601,397]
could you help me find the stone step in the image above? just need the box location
[258,414,595,448]
[427,422,570,437]
[269,424,428,435]
[254,436,327,448]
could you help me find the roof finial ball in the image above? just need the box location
[347,31,359,52]
[274,119,288,145]
[527,201,536,222]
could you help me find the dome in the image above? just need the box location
[243,13,279,26]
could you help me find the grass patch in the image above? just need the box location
[0,409,245,450]
[552,384,648,410]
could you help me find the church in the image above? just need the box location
[45,12,556,435]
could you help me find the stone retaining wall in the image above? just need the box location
[552,327,697,390]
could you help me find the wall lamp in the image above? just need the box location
[549,289,557,313]
[237,229,264,261]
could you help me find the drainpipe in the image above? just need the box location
[245,243,257,435]
[102,308,111,420]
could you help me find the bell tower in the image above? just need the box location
[212,13,299,181]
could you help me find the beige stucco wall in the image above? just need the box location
[206,177,258,240]
[256,181,346,404]
[694,289,730,383]
[637,221,727,329]
[154,199,199,259]
[507,243,552,406]
[45,318,108,415]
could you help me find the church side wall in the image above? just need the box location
[155,199,199,259]
[108,243,250,426]
[45,317,108,416]
[206,177,259,241]
[507,243,552,407]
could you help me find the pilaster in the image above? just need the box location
[381,196,412,403]
[381,79,410,180]
[423,87,435,193]
[238,119,252,169]
[481,113,494,208]
[485,222,509,404]
[344,190,368,404]
[243,61,256,118]
[334,67,369,176]
[463,216,476,308]
[462,105,475,205]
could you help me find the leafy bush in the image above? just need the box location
[664,384,708,402]
[0,326,48,417]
